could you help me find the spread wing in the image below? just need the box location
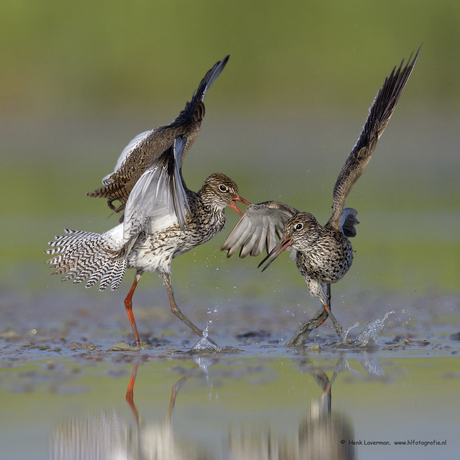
[168,55,230,128]
[88,56,230,214]
[327,45,421,231]
[122,135,190,250]
[221,201,298,258]
[102,130,152,185]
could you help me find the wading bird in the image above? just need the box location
[46,135,249,348]
[222,47,421,346]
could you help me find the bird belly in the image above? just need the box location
[126,233,177,273]
[125,224,221,274]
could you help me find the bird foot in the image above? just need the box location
[285,308,329,347]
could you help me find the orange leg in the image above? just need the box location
[125,365,140,425]
[124,272,142,346]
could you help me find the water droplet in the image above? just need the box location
[354,310,395,347]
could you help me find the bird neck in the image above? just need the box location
[194,190,227,225]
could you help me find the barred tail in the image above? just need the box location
[45,227,127,291]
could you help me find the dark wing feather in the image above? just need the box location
[87,56,230,214]
[168,55,230,128]
[327,45,421,231]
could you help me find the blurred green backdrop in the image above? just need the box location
[1,1,459,314]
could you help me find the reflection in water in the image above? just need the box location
[229,357,356,460]
[51,355,385,459]
[51,357,217,460]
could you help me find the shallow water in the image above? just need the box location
[1,302,459,460]
[2,111,460,459]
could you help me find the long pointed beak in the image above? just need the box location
[258,237,292,272]
[230,196,251,216]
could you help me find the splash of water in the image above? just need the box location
[190,324,222,353]
[337,322,360,345]
[355,310,395,347]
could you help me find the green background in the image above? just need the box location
[1,0,459,303]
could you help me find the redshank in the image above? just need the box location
[222,47,420,346]
[46,135,249,348]
[87,55,229,218]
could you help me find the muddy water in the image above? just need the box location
[1,291,459,460]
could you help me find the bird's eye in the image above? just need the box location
[295,223,303,231]
[219,184,228,192]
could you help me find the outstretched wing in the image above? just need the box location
[102,130,153,186]
[88,56,230,213]
[221,201,298,258]
[327,45,421,231]
[104,56,230,185]
[122,135,190,248]
[168,55,230,128]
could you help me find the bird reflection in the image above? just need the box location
[50,357,216,460]
[51,354,386,460]
[228,357,358,460]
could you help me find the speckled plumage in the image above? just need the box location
[291,215,354,293]
[123,174,239,277]
[46,175,234,288]
[223,47,421,345]
[46,137,248,347]
[87,56,229,217]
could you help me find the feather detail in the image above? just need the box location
[45,226,126,291]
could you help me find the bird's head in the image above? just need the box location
[201,173,250,215]
[259,212,319,271]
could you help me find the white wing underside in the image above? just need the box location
[102,130,154,185]
[122,136,189,246]
[222,201,298,258]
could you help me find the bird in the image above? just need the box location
[45,135,249,348]
[87,55,230,219]
[221,47,421,346]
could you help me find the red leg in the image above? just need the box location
[125,365,140,425]
[124,272,142,346]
